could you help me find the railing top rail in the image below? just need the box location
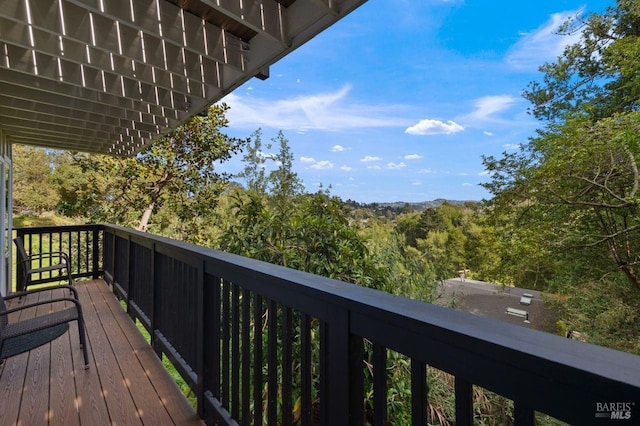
[14,224,103,233]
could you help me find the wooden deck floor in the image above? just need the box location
[0,280,203,425]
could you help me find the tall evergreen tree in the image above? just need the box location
[12,145,59,213]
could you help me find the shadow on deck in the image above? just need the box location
[0,280,202,425]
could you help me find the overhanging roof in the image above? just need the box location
[0,0,366,156]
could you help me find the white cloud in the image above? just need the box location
[478,170,492,176]
[467,95,517,121]
[404,154,423,160]
[503,143,521,150]
[506,9,584,71]
[405,119,464,135]
[367,165,382,170]
[331,145,346,152]
[411,181,423,186]
[418,168,434,174]
[223,85,411,131]
[300,156,316,163]
[387,162,407,169]
[462,182,474,187]
[360,155,381,162]
[340,165,353,171]
[484,131,494,136]
[311,160,334,170]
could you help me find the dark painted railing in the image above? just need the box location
[15,225,102,290]
[16,224,640,425]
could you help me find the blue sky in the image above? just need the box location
[220,0,612,203]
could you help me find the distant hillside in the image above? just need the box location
[343,198,480,216]
[373,199,476,212]
[346,198,480,213]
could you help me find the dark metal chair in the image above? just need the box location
[0,286,89,369]
[14,237,73,292]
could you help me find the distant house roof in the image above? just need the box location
[0,0,367,156]
[437,278,560,334]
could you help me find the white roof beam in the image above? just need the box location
[199,0,288,46]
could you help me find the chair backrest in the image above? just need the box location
[0,293,7,342]
[13,237,31,292]
[13,237,29,266]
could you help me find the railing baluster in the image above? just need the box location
[282,306,293,425]
[85,230,89,274]
[319,320,328,425]
[455,377,473,426]
[241,288,251,425]
[514,402,535,426]
[200,274,220,418]
[47,231,52,263]
[221,280,230,408]
[67,231,73,275]
[267,299,278,425]
[74,231,80,276]
[411,360,427,426]
[300,313,312,426]
[92,227,100,278]
[373,343,387,426]
[253,293,263,425]
[211,276,222,403]
[231,284,240,420]
[37,233,42,280]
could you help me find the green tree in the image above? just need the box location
[12,145,59,213]
[267,130,304,201]
[50,152,90,217]
[236,128,269,194]
[484,1,640,290]
[524,0,640,121]
[73,104,246,231]
[485,113,640,288]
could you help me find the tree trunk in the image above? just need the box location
[137,172,169,232]
[620,264,640,291]
[137,201,155,232]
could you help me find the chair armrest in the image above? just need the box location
[0,296,82,316]
[25,263,70,275]
[4,285,79,301]
[26,252,70,263]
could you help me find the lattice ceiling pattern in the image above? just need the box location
[0,0,366,156]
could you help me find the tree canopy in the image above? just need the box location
[12,146,60,213]
[484,0,640,289]
[524,0,640,121]
[69,103,246,231]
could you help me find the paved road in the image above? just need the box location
[443,278,541,298]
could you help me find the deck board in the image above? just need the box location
[0,280,202,426]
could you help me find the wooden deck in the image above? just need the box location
[0,280,203,425]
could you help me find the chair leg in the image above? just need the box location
[76,314,90,369]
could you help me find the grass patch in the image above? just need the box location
[13,211,82,227]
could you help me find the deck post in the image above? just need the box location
[321,306,364,425]
[195,260,206,419]
[92,227,101,278]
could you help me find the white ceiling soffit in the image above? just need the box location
[0,0,367,156]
